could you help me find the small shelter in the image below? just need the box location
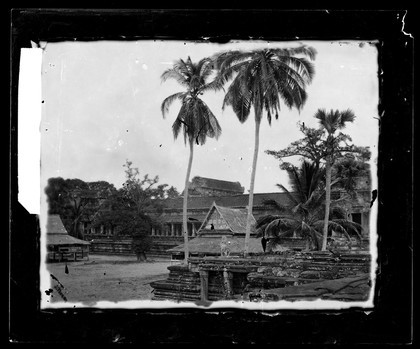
[168,203,263,260]
[46,214,90,262]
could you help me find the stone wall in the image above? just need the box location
[151,264,249,301]
[150,251,372,302]
[85,235,178,259]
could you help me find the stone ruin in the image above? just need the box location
[150,250,372,303]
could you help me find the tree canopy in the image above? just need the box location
[45,177,116,238]
[265,121,371,194]
[256,160,363,251]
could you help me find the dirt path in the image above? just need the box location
[45,254,172,305]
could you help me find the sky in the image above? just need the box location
[39,39,379,199]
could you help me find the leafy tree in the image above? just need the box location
[265,116,371,250]
[256,160,362,251]
[44,177,69,221]
[122,160,168,214]
[90,160,173,261]
[332,154,371,194]
[45,177,115,238]
[161,56,223,263]
[166,186,181,198]
[266,121,371,194]
[213,46,317,256]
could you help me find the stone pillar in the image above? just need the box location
[151,227,155,236]
[171,223,175,237]
[223,269,233,298]
[199,270,209,301]
[192,223,196,237]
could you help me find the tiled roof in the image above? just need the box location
[46,214,69,235]
[46,215,90,246]
[211,204,255,235]
[47,233,91,246]
[161,192,294,211]
[190,176,244,193]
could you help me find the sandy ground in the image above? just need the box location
[44,254,172,305]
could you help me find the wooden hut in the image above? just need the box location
[46,214,90,262]
[168,203,263,261]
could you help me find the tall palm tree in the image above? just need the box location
[256,160,362,251]
[161,56,222,264]
[214,46,317,256]
[314,108,356,250]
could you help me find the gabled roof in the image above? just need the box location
[198,203,256,235]
[46,215,90,246]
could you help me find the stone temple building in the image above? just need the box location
[185,176,245,197]
[147,175,372,257]
[82,174,372,257]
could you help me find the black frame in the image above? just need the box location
[9,8,413,344]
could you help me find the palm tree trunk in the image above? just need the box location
[182,139,194,264]
[244,118,261,256]
[321,157,332,250]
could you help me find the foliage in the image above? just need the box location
[265,111,370,251]
[45,177,116,238]
[267,121,370,166]
[90,160,176,260]
[214,46,317,123]
[266,121,371,193]
[161,56,223,145]
[166,186,180,198]
[256,161,363,251]
[122,160,168,214]
[332,155,371,194]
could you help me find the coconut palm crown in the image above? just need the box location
[161,56,222,145]
[214,46,317,123]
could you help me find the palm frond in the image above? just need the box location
[264,217,297,238]
[223,72,252,123]
[255,214,283,229]
[270,45,318,61]
[276,183,300,207]
[261,198,292,214]
[214,50,253,71]
[200,75,226,93]
[197,57,214,81]
[172,102,192,144]
[193,99,222,145]
[160,92,186,118]
[161,68,189,87]
[331,219,363,240]
[337,109,356,127]
[314,108,356,135]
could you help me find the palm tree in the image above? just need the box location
[214,46,317,256]
[255,160,362,251]
[314,108,356,250]
[161,56,222,264]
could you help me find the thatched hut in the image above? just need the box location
[46,214,90,262]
